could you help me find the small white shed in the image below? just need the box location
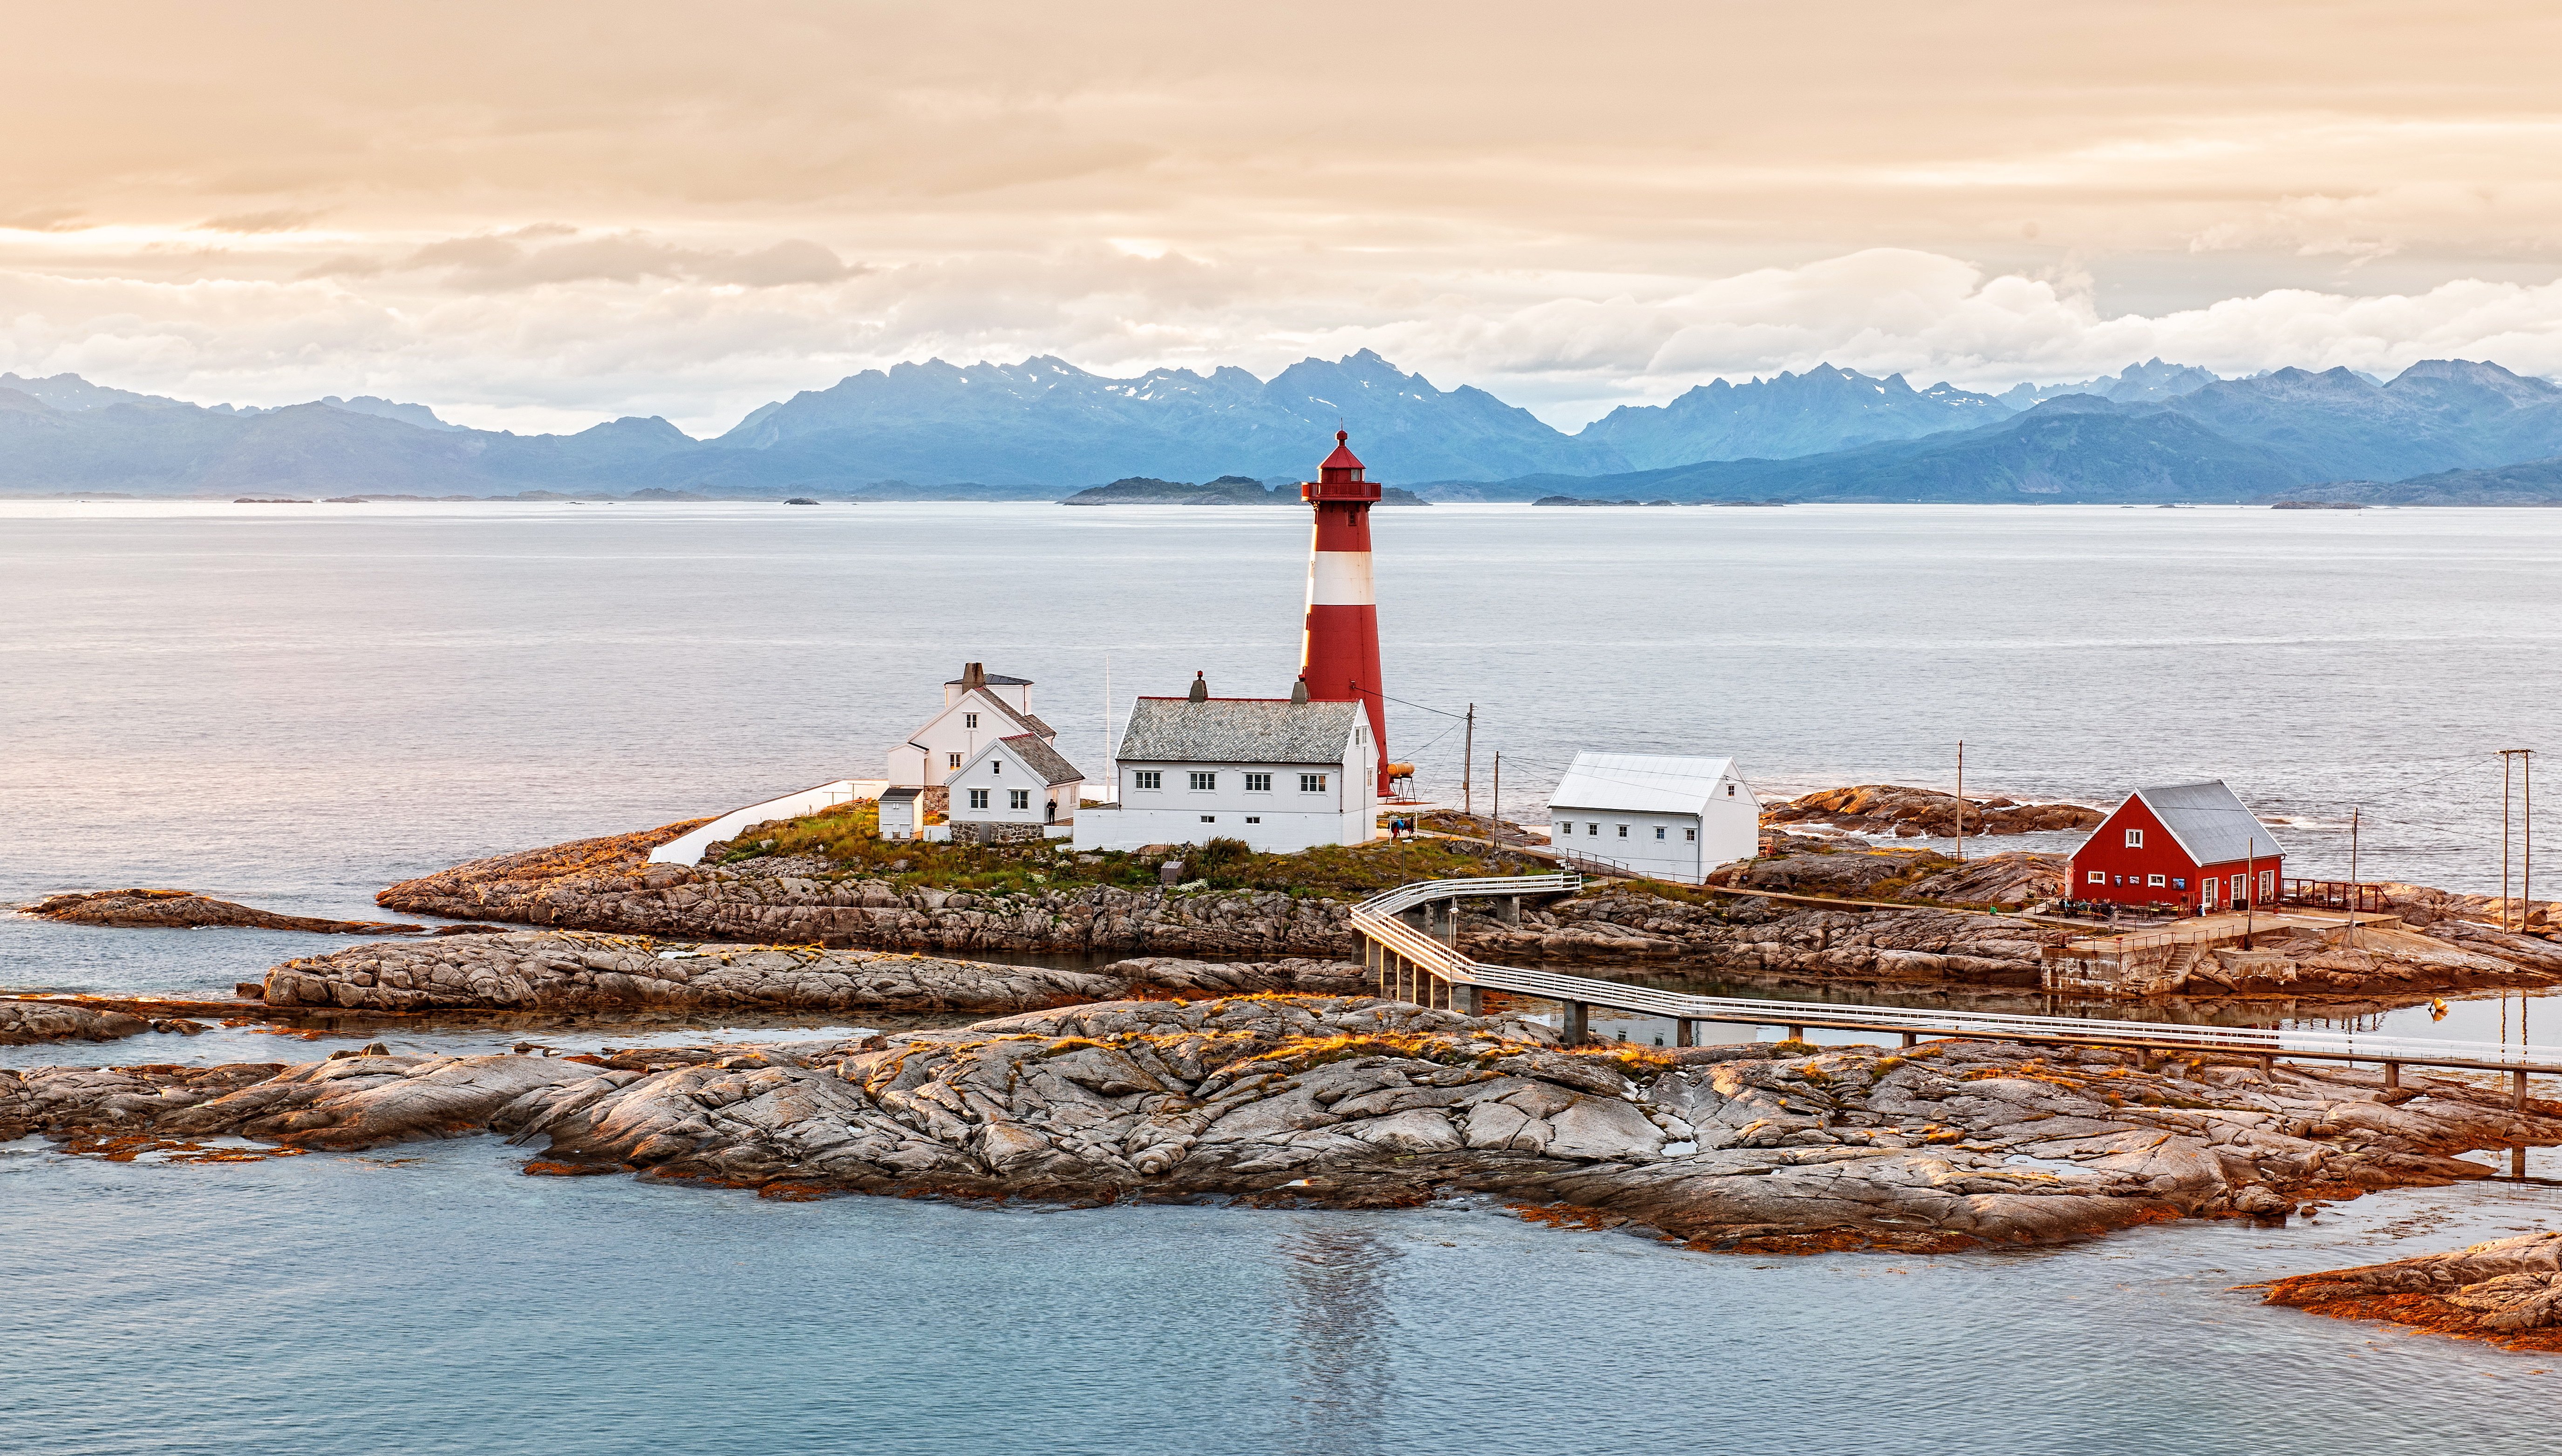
[877,787,925,841]
[1546,752,1760,884]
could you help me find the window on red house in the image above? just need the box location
[2126,829,2143,847]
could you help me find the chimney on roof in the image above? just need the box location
[1291,676,1309,705]
[1188,671,1208,703]
[961,662,986,690]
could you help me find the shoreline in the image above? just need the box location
[10,994,2558,1255]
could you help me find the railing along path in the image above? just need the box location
[1349,874,2562,1084]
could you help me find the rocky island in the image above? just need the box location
[364,794,2562,1003]
[11,995,2556,1251]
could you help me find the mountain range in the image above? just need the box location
[1472,361,2562,504]
[7,353,2562,504]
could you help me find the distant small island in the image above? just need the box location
[1061,475,1432,506]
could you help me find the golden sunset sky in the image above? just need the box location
[7,1,2561,432]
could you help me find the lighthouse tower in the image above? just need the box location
[1298,430,1391,796]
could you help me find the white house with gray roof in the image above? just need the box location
[1072,675,1378,852]
[1545,751,1760,884]
[945,733,1085,843]
[885,662,1060,789]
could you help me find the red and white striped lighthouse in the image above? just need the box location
[1299,430,1391,795]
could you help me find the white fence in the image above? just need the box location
[648,779,887,866]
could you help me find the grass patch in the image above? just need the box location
[714,804,1550,899]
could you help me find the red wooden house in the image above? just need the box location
[2068,780,2285,913]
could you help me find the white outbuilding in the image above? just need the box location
[1073,677,1378,852]
[1545,752,1760,884]
[944,734,1084,844]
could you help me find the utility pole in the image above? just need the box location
[1102,653,1113,803]
[2244,835,2256,950]
[1462,703,1476,821]
[2347,806,2361,948]
[1491,752,1501,839]
[2501,749,2537,931]
[1954,740,1965,863]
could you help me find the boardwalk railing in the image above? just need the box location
[1347,874,2562,1083]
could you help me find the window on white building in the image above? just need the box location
[1587,823,1598,835]
[1189,771,1216,790]
[964,713,978,728]
[1685,828,1697,842]
[1009,789,1029,810]
[1726,784,1736,797]
[1200,815,1216,823]
[1654,826,1666,840]
[1244,816,1261,824]
[1616,825,1628,838]
[1134,771,1161,790]
[948,752,963,769]
[968,789,990,809]
[1245,773,1272,792]
[990,760,1002,775]
[1300,773,1327,793]
[2125,829,2144,848]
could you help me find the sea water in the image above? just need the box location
[5,499,2561,1451]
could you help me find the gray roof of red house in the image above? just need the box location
[2088,780,2286,866]
[1117,697,1361,765]
[994,733,1084,785]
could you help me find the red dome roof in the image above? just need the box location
[1320,429,1364,475]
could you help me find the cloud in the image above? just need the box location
[195,208,325,234]
[364,228,860,291]
[13,241,2562,438]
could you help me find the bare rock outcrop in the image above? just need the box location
[13,997,2556,1252]
[26,888,422,935]
[2256,1231,2562,1351]
[261,931,1367,1014]
[0,1001,153,1045]
[377,830,1364,959]
[1767,785,2102,837]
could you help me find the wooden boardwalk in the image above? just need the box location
[1350,873,2562,1095]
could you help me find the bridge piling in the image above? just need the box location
[1561,1001,1589,1045]
[1676,1019,1695,1049]
[2385,1061,2401,1089]
[1901,1032,1917,1049]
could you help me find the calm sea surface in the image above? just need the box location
[5,499,2561,1451]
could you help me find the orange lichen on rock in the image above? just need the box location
[2256,1232,2562,1352]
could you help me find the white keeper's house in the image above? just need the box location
[944,734,1085,844]
[1545,752,1761,884]
[885,662,1059,788]
[1073,674,1379,852]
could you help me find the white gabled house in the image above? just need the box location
[944,734,1085,843]
[1546,752,1760,884]
[1073,676,1378,852]
[886,662,1060,788]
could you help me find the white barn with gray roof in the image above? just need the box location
[1073,677,1378,852]
[1545,751,1760,884]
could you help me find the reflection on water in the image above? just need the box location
[1280,1227,1396,1455]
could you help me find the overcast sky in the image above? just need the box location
[7,1,2562,435]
